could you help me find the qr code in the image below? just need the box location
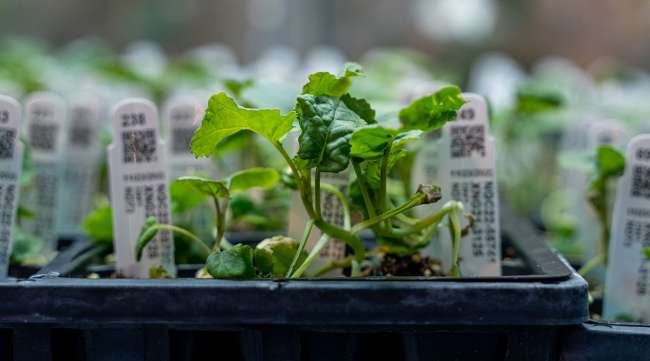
[70,125,93,147]
[122,130,157,163]
[632,165,650,199]
[0,128,16,159]
[450,125,485,158]
[30,124,58,151]
[172,128,195,154]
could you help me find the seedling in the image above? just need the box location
[138,64,472,279]
[579,145,625,276]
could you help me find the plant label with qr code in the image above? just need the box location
[578,121,628,270]
[0,95,22,278]
[163,95,215,241]
[286,132,350,275]
[23,92,67,253]
[604,135,650,322]
[58,94,104,236]
[108,98,175,278]
[438,93,501,276]
[163,95,215,178]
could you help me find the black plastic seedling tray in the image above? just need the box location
[559,321,650,361]
[0,205,588,361]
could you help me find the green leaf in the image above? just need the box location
[224,78,254,100]
[597,145,625,178]
[206,243,256,279]
[350,126,398,160]
[254,247,274,274]
[170,179,208,214]
[341,94,375,124]
[136,217,160,261]
[296,95,367,172]
[643,247,650,261]
[191,92,295,157]
[228,167,279,193]
[178,175,230,199]
[399,86,465,131]
[9,226,44,265]
[350,126,421,160]
[515,87,564,114]
[301,62,363,97]
[83,203,113,246]
[254,236,307,277]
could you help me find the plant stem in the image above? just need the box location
[351,159,377,218]
[448,202,463,277]
[291,234,330,278]
[155,224,211,257]
[286,219,315,278]
[274,141,317,219]
[578,253,606,277]
[313,255,353,277]
[314,168,322,218]
[351,193,426,234]
[378,145,391,215]
[315,219,365,262]
[213,197,226,252]
[388,202,456,237]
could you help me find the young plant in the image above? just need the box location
[138,64,471,279]
[579,145,625,276]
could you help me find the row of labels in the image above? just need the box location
[0,92,213,278]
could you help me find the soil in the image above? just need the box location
[367,253,445,277]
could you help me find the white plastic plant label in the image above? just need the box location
[163,95,215,241]
[0,95,23,278]
[604,134,650,322]
[108,99,175,278]
[576,121,628,267]
[163,95,214,178]
[437,93,501,276]
[23,92,67,253]
[57,95,103,236]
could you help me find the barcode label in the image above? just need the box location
[24,92,66,252]
[0,95,22,278]
[605,135,650,322]
[437,93,500,276]
[578,121,628,272]
[58,96,103,235]
[317,172,349,262]
[109,98,175,278]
